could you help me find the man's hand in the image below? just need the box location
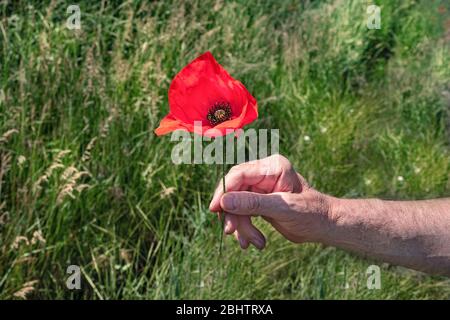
[209,155,333,249]
[210,155,450,276]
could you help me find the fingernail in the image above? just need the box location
[239,237,248,249]
[253,238,264,249]
[209,197,216,210]
[222,194,236,211]
[224,221,232,234]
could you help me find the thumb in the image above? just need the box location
[220,191,289,217]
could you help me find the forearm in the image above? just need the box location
[323,197,450,276]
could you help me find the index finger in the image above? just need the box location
[209,161,276,212]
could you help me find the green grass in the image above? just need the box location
[1,0,450,299]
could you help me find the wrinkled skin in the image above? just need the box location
[209,154,331,249]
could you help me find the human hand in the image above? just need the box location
[209,155,334,249]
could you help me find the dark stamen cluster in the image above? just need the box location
[207,102,232,126]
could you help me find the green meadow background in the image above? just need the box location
[1,0,450,299]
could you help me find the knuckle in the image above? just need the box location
[279,156,293,170]
[264,154,292,175]
[246,195,260,212]
[227,194,240,211]
[268,154,282,161]
[270,154,288,165]
[281,193,299,212]
[227,165,243,179]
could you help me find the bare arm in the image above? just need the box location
[327,197,450,275]
[209,155,450,276]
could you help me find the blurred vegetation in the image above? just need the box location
[0,0,449,299]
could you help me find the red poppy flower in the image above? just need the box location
[154,51,258,137]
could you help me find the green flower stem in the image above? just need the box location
[219,137,226,256]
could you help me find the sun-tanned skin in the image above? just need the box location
[209,155,450,276]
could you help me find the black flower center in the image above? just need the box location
[207,102,232,126]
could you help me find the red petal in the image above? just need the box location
[154,113,215,136]
[154,114,190,136]
[155,52,258,137]
[168,52,250,126]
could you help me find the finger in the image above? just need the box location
[209,163,261,212]
[234,230,249,249]
[209,162,277,212]
[224,214,238,234]
[236,215,266,249]
[250,185,268,194]
[221,191,292,218]
[226,215,266,249]
[217,212,236,234]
